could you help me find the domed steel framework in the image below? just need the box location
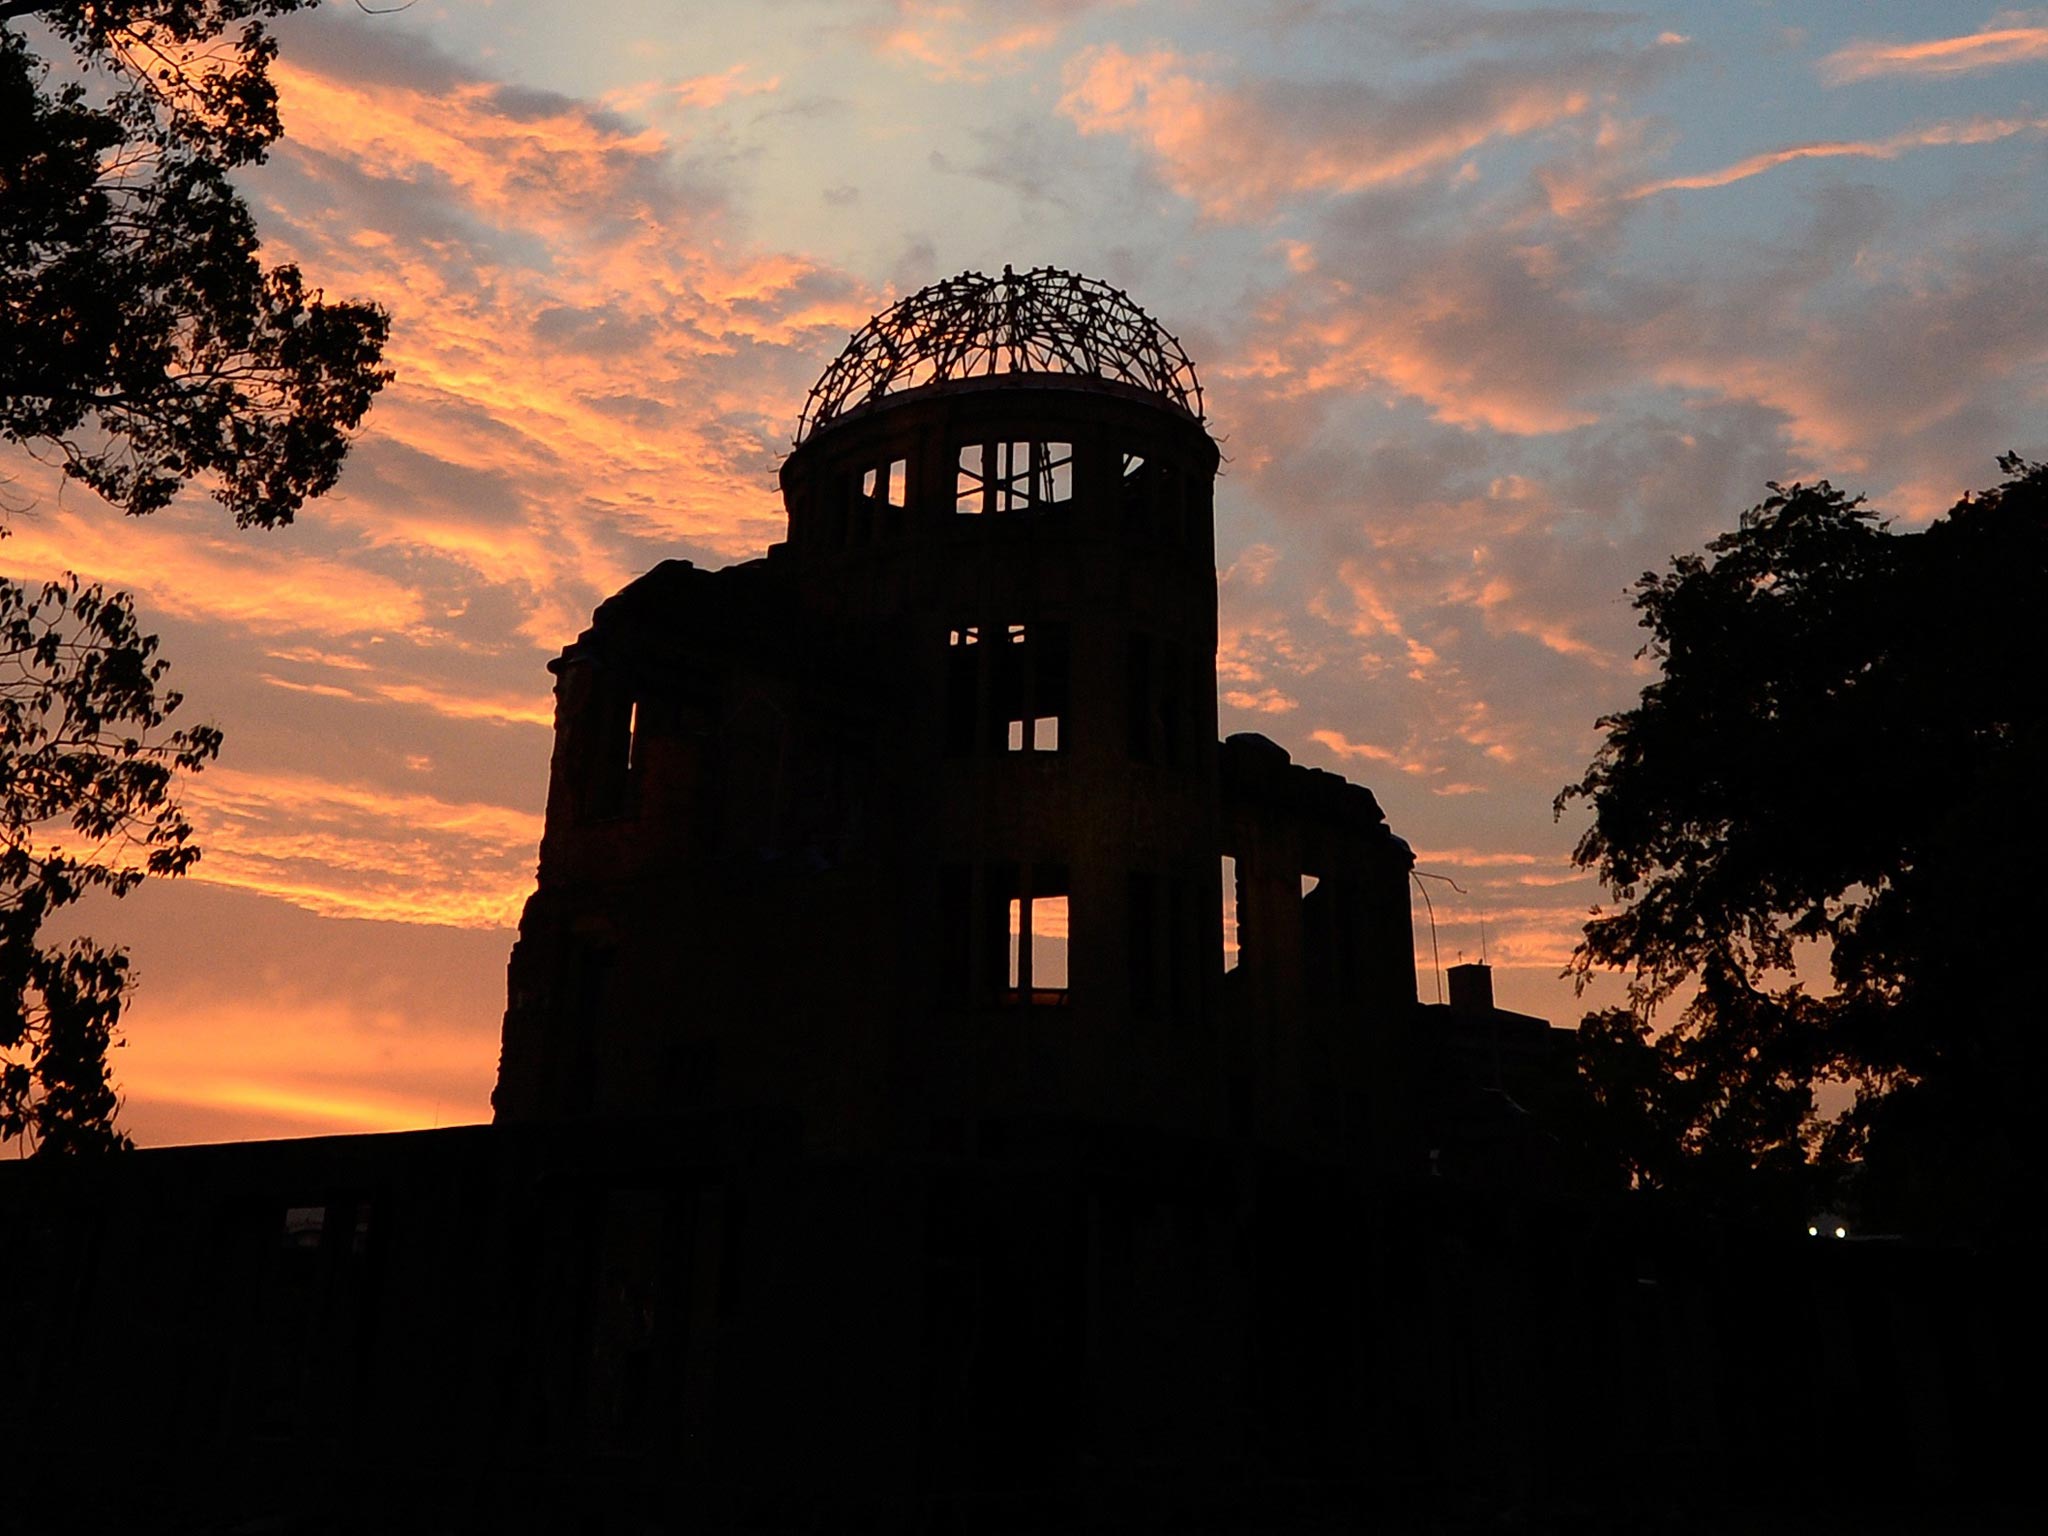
[795,265,1204,443]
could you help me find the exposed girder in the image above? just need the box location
[796,266,1204,443]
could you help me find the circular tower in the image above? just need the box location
[777,267,1226,1132]
[496,268,1236,1144]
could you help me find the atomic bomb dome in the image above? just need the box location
[494,264,1426,1139]
[795,265,1204,442]
[0,261,2000,1536]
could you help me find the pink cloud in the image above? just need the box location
[1629,115,2048,198]
[235,20,882,649]
[1822,18,2048,82]
[1058,43,1625,220]
[875,0,1113,80]
[1310,727,1397,763]
[603,63,782,115]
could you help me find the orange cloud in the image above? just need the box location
[1629,115,2048,198]
[1470,571,1616,666]
[180,766,543,928]
[1310,727,1397,763]
[874,0,1102,79]
[1,499,428,636]
[1216,617,1323,687]
[259,659,554,728]
[1822,21,2048,82]
[1411,847,1541,868]
[244,39,879,645]
[1223,688,1299,714]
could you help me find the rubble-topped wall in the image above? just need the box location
[1219,732,1419,1146]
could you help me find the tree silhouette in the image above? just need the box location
[1,578,219,1153]
[1558,458,2048,1238]
[2,0,390,526]
[2,2,390,1150]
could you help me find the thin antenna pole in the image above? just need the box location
[1412,870,1471,1006]
[1412,872,1444,1004]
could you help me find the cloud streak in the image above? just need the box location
[1822,18,2048,82]
[1058,42,1657,219]
[245,17,881,647]
[1629,114,2048,198]
[180,766,543,928]
[2,502,428,638]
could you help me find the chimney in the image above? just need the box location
[1447,961,1494,1014]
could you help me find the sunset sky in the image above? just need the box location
[7,1,2047,1145]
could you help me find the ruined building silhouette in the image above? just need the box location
[2,269,2034,1536]
[494,266,1434,1153]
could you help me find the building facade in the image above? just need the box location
[494,267,1422,1155]
[4,270,2017,1535]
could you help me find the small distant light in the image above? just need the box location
[1834,1227,1847,1239]
[1807,1225,1818,1237]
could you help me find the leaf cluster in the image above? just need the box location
[0,572,219,1153]
[1557,458,2048,1234]
[2,1,391,526]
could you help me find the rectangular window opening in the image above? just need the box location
[1033,893,1070,993]
[283,1205,326,1251]
[1036,442,1074,505]
[957,443,988,514]
[945,631,981,755]
[1221,855,1241,973]
[1122,452,1152,524]
[582,689,636,822]
[958,441,1074,513]
[978,622,1069,757]
[1004,871,1071,1003]
[861,458,909,511]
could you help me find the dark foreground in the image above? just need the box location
[4,1120,2040,1534]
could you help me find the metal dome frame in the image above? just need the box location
[795,266,1203,444]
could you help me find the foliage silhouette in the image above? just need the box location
[1558,457,2048,1237]
[2,0,391,527]
[1,576,219,1153]
[2,2,388,1150]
